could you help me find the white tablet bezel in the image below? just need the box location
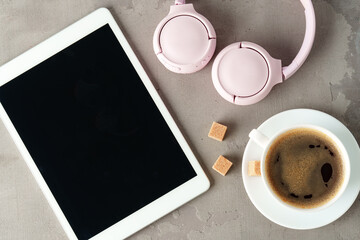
[0,8,210,239]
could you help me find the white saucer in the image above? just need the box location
[242,109,360,229]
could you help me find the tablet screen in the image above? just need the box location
[0,24,196,239]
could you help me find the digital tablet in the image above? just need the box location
[0,8,209,240]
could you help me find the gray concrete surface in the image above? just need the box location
[0,0,359,239]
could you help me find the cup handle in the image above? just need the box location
[249,129,270,149]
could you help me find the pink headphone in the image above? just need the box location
[153,0,316,105]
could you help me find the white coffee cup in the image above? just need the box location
[249,124,350,212]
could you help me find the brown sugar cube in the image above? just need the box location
[212,155,233,176]
[248,161,261,176]
[208,122,227,141]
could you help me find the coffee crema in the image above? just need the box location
[265,128,344,209]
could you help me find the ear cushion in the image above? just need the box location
[217,47,268,97]
[160,16,210,66]
[212,42,282,105]
[153,4,216,74]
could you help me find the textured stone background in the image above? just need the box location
[0,0,359,239]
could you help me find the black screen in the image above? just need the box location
[0,24,196,239]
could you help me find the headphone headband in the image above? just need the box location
[283,0,316,79]
[175,0,186,5]
[174,0,315,80]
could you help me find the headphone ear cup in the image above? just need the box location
[212,42,282,105]
[153,4,216,74]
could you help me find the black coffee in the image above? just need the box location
[265,128,344,209]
